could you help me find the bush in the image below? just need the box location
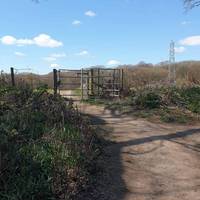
[132,86,200,112]
[0,86,94,200]
[133,89,162,109]
[127,86,200,123]
[180,86,200,113]
[160,108,191,124]
[160,87,185,107]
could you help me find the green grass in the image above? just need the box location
[74,87,82,96]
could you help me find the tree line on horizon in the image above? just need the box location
[1,60,200,90]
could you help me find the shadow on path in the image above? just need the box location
[79,109,200,200]
[118,128,200,152]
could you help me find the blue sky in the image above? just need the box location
[0,0,200,74]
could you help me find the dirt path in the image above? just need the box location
[78,103,200,200]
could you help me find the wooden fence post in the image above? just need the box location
[10,67,15,86]
[81,68,84,100]
[97,68,100,96]
[53,69,58,95]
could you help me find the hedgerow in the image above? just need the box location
[130,86,200,113]
[0,85,94,200]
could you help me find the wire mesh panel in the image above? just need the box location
[88,68,123,98]
[13,68,42,88]
[58,69,89,99]
[0,70,11,86]
[57,68,123,99]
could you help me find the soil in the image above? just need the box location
[78,103,200,200]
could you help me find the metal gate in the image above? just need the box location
[57,69,88,99]
[88,68,123,98]
[55,68,123,99]
[10,67,41,88]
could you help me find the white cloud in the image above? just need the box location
[85,10,96,17]
[174,46,186,53]
[76,50,89,56]
[14,51,26,57]
[51,53,66,58]
[44,53,66,62]
[17,39,34,46]
[33,34,63,48]
[0,34,63,48]
[181,21,191,25]
[107,60,121,66]
[180,35,200,46]
[72,20,81,26]
[44,57,57,62]
[50,63,60,68]
[1,36,17,45]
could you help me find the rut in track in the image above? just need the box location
[78,103,200,200]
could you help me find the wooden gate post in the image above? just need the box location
[10,67,15,86]
[53,69,58,95]
[97,68,100,96]
[81,68,84,100]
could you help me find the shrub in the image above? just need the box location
[0,86,94,200]
[132,86,200,112]
[133,89,162,109]
[180,86,200,113]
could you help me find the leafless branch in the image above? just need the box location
[184,0,200,9]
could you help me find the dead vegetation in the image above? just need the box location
[0,84,96,200]
[84,61,200,124]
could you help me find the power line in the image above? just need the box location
[169,40,176,84]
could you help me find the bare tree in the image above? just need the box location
[184,0,200,9]
[32,0,200,9]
